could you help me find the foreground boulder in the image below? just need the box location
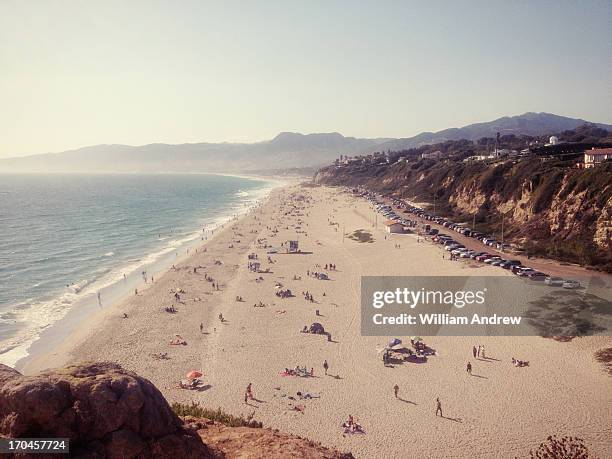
[0,362,212,458]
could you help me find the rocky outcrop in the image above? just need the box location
[183,417,355,459]
[0,362,212,458]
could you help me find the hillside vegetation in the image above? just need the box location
[314,126,612,271]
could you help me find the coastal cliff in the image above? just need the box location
[315,156,612,271]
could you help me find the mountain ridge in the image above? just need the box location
[1,112,610,173]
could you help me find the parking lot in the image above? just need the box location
[361,190,610,283]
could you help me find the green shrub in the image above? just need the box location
[172,402,263,428]
[528,435,591,458]
[531,170,563,213]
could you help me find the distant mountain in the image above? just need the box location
[1,112,610,173]
[370,112,612,152]
[0,133,388,174]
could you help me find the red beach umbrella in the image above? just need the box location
[186,370,203,380]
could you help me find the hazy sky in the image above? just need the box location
[1,0,611,158]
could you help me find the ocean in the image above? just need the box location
[0,173,279,367]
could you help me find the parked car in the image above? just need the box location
[545,277,564,286]
[484,256,502,264]
[516,268,536,277]
[527,271,547,280]
[563,280,580,289]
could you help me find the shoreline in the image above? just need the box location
[8,176,292,372]
[15,183,612,458]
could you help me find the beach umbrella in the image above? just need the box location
[411,336,423,342]
[186,370,203,380]
[388,338,402,349]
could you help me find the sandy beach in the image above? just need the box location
[22,184,612,458]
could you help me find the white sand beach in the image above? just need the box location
[22,184,612,458]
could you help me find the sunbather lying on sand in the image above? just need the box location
[151,352,169,359]
[178,378,201,389]
[512,357,529,367]
[296,391,319,399]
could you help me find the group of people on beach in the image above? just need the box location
[282,366,314,377]
[302,290,315,302]
[342,415,365,435]
[276,288,293,298]
[472,344,486,359]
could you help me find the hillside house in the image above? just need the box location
[584,147,612,168]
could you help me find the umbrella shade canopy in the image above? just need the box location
[411,336,423,342]
[388,338,402,348]
[186,370,203,379]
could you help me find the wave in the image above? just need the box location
[0,180,280,368]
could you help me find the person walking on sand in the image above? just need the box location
[199,322,203,333]
[477,345,481,358]
[323,360,329,375]
[435,398,442,417]
[246,383,253,400]
[481,345,486,359]
[467,361,472,375]
[472,345,477,358]
[394,384,399,398]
